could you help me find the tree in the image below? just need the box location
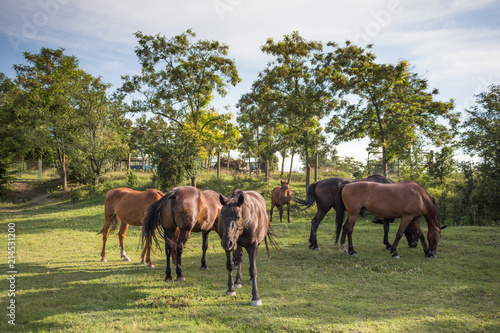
[121,29,241,187]
[239,31,336,187]
[325,42,459,177]
[461,84,500,221]
[69,75,128,186]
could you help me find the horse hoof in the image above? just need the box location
[251,299,262,307]
[140,261,146,266]
[100,258,107,262]
[350,253,357,257]
[165,277,173,282]
[428,254,437,258]
[227,291,236,296]
[200,266,209,271]
[122,257,131,262]
[147,264,155,268]
[234,283,242,289]
[341,251,349,255]
[392,255,400,259]
[177,276,186,282]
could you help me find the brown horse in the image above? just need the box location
[142,186,224,281]
[336,181,447,258]
[219,189,276,307]
[293,175,418,251]
[270,180,292,223]
[99,187,163,266]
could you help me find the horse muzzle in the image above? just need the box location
[221,238,237,252]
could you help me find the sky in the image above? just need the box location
[1,0,499,168]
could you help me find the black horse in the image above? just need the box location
[293,175,419,251]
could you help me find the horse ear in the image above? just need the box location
[280,180,284,185]
[219,194,227,206]
[237,193,244,206]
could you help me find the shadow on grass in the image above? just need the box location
[10,262,152,331]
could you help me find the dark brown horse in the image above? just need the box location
[99,187,163,266]
[142,186,224,281]
[219,189,276,307]
[270,180,292,223]
[293,175,418,250]
[336,181,446,258]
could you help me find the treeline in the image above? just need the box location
[0,30,498,223]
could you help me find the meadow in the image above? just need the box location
[0,171,499,332]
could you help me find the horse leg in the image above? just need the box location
[100,215,113,262]
[164,229,173,281]
[172,227,179,265]
[390,216,413,259]
[176,229,191,281]
[345,215,358,257]
[309,209,329,251]
[247,244,262,306]
[287,202,291,223]
[278,204,284,223]
[225,250,236,296]
[269,202,275,222]
[234,246,243,288]
[404,220,419,248]
[412,219,431,257]
[200,230,209,270]
[383,218,392,249]
[118,222,131,261]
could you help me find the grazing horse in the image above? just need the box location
[142,186,224,281]
[336,181,447,258]
[219,189,276,307]
[293,175,418,250]
[270,180,292,223]
[99,187,163,266]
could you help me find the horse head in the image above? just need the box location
[219,190,245,252]
[280,180,292,203]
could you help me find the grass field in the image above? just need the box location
[0,172,499,332]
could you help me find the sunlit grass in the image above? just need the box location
[0,171,499,332]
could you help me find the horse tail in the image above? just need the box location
[264,224,280,257]
[142,190,176,251]
[292,182,318,209]
[98,214,119,235]
[335,185,347,245]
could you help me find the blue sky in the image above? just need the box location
[1,0,499,165]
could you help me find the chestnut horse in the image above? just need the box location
[336,181,447,258]
[142,186,224,281]
[99,187,163,266]
[270,180,292,223]
[219,189,277,307]
[293,175,418,251]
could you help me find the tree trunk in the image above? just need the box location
[280,150,286,179]
[288,151,294,183]
[382,145,388,177]
[265,160,269,185]
[314,152,318,182]
[217,151,221,180]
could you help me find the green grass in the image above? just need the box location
[0,172,499,332]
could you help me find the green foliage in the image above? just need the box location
[326,43,459,176]
[461,84,500,222]
[126,169,138,188]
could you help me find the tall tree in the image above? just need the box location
[13,48,84,190]
[325,42,459,177]
[69,75,128,186]
[121,29,241,187]
[239,31,336,187]
[461,84,500,221]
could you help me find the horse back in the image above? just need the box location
[342,181,431,218]
[194,190,224,232]
[242,191,269,244]
[105,187,163,226]
[314,177,349,210]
